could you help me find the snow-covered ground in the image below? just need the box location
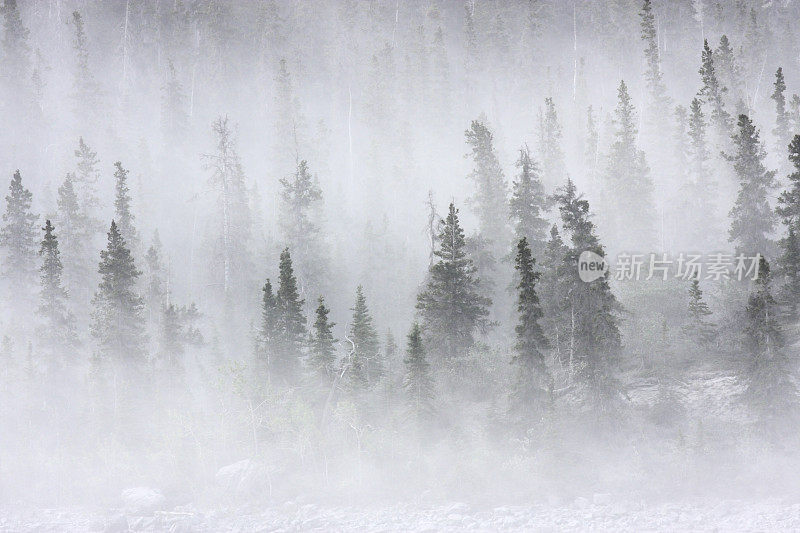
[3,498,800,532]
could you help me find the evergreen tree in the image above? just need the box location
[585,106,600,188]
[0,0,31,115]
[727,115,777,257]
[161,59,187,144]
[639,0,669,118]
[90,220,146,364]
[273,58,306,171]
[698,39,732,143]
[73,137,102,226]
[0,170,38,295]
[348,285,381,388]
[682,278,715,345]
[537,98,568,188]
[772,67,791,166]
[553,179,622,408]
[204,117,252,308]
[37,220,77,358]
[113,161,139,254]
[776,135,800,320]
[279,159,328,301]
[714,35,745,115]
[309,296,336,379]
[255,278,279,380]
[143,230,165,321]
[71,11,101,129]
[274,248,305,379]
[158,303,202,375]
[510,237,550,416]
[465,120,509,255]
[602,80,656,250]
[509,146,549,260]
[416,203,491,362]
[403,323,434,424]
[742,257,798,432]
[54,173,93,307]
[538,225,571,362]
[685,98,719,248]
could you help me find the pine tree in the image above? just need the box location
[37,220,77,358]
[777,135,800,320]
[403,323,434,424]
[698,39,732,143]
[309,296,336,379]
[509,146,549,260]
[90,220,146,364]
[742,257,798,433]
[0,170,38,295]
[255,278,279,380]
[158,303,202,375]
[538,225,571,362]
[348,285,380,388]
[279,159,328,301]
[510,237,551,415]
[113,161,139,254]
[727,114,777,257]
[143,230,165,321]
[416,203,491,362]
[682,278,715,345]
[639,0,669,118]
[465,119,509,256]
[537,98,568,188]
[602,80,656,250]
[772,67,791,165]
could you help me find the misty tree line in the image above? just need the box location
[5,0,800,500]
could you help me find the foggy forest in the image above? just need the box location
[3,0,800,530]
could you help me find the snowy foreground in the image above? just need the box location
[3,498,800,532]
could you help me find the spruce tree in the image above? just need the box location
[204,117,252,308]
[37,220,77,358]
[537,98,568,188]
[73,137,102,226]
[553,179,622,408]
[511,237,550,415]
[55,173,93,308]
[742,257,798,433]
[255,278,279,380]
[403,323,434,424]
[90,220,146,364]
[639,0,669,118]
[777,135,800,320]
[685,98,719,248]
[279,160,328,301]
[309,296,336,379]
[348,285,380,388]
[509,146,549,259]
[698,39,732,143]
[113,161,139,254]
[161,60,187,144]
[538,225,571,362]
[602,80,656,250]
[0,170,38,295]
[727,114,777,257]
[143,230,165,321]
[714,35,745,115]
[274,248,305,379]
[71,11,101,128]
[772,67,791,166]
[682,278,715,345]
[416,203,491,362]
[465,119,509,256]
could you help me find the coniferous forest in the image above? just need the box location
[4,0,800,530]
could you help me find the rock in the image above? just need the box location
[215,459,269,499]
[121,487,165,515]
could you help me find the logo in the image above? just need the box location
[578,250,607,282]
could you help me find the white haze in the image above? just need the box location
[1,0,800,531]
